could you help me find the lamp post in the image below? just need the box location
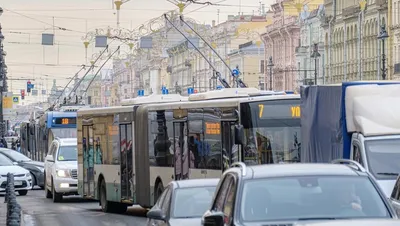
[310,43,321,85]
[267,56,274,91]
[209,70,217,90]
[378,23,389,80]
[0,12,6,136]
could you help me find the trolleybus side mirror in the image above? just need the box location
[147,208,166,222]
[234,124,244,145]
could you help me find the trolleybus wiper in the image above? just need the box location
[179,15,247,88]
[164,14,231,89]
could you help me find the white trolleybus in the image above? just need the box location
[77,88,301,213]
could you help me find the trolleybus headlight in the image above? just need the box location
[56,169,69,178]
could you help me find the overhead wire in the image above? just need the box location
[3,8,86,34]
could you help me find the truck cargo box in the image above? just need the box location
[300,81,400,163]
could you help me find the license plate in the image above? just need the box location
[14,181,22,186]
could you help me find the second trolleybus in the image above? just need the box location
[77,88,301,212]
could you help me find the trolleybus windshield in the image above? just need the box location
[240,99,301,165]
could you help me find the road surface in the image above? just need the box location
[15,188,148,226]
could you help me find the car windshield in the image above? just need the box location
[365,139,400,180]
[1,150,31,162]
[57,146,77,161]
[241,176,390,222]
[172,186,216,218]
[0,154,13,166]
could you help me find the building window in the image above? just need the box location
[94,91,99,96]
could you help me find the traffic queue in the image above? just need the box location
[2,81,400,226]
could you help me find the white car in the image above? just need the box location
[44,138,78,202]
[0,153,32,196]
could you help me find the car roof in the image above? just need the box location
[172,178,219,189]
[0,148,20,153]
[55,138,77,146]
[243,163,361,179]
[295,219,400,226]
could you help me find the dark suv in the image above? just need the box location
[202,160,397,226]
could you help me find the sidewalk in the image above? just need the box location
[0,198,34,226]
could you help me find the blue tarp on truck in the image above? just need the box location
[300,81,400,163]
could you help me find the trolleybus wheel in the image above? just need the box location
[154,181,164,203]
[100,180,111,212]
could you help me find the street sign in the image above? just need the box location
[12,97,19,103]
[232,69,240,77]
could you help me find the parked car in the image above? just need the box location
[44,138,78,202]
[0,153,32,196]
[147,178,219,226]
[0,148,44,189]
[295,219,400,226]
[202,160,397,226]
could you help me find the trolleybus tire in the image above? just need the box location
[100,179,128,214]
[154,180,164,203]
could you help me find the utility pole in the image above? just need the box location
[0,8,7,136]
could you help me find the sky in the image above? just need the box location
[1,0,273,104]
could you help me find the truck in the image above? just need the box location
[301,81,400,197]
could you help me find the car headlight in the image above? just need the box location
[56,169,70,178]
[26,173,31,178]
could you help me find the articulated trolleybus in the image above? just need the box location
[77,94,188,213]
[78,88,300,212]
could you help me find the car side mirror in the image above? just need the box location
[146,208,166,222]
[203,212,224,226]
[234,124,244,145]
[46,156,54,163]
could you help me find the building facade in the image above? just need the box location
[392,0,400,79]
[262,1,300,91]
[323,0,388,83]
[295,5,326,86]
[228,41,265,89]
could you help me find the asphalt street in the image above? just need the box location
[10,187,148,226]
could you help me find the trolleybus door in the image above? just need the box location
[173,121,190,180]
[119,123,133,202]
[221,121,238,171]
[82,125,95,197]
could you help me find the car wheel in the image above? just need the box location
[30,173,36,190]
[44,173,52,198]
[51,179,62,203]
[18,190,28,196]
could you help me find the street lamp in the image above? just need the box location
[310,43,321,85]
[378,23,389,80]
[267,56,274,91]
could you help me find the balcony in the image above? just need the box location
[376,0,388,8]
[342,6,360,18]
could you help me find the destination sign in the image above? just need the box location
[205,122,221,135]
[54,117,77,125]
[257,104,300,119]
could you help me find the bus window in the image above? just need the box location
[203,108,222,170]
